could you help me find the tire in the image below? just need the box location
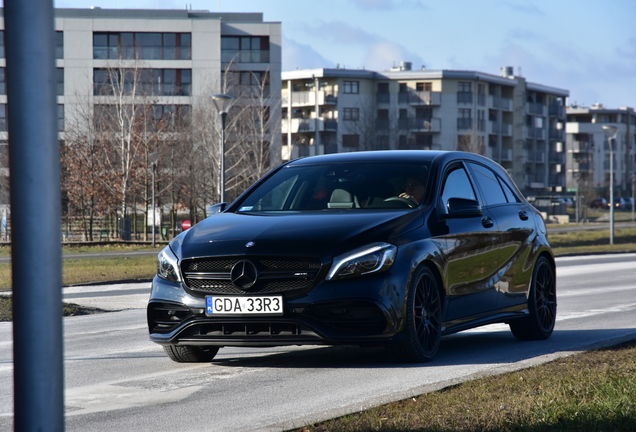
[509,256,557,340]
[395,266,442,363]
[163,345,220,363]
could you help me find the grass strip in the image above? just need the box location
[0,255,156,291]
[297,340,636,432]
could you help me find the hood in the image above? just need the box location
[172,210,423,259]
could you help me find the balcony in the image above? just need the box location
[548,175,563,187]
[399,117,441,132]
[570,162,592,173]
[549,129,564,141]
[324,120,338,132]
[457,118,473,130]
[570,141,593,153]
[549,152,564,164]
[376,93,390,104]
[282,118,323,134]
[490,96,512,111]
[529,102,545,115]
[492,148,513,162]
[281,90,337,107]
[457,92,473,104]
[526,151,546,163]
[376,118,390,131]
[549,104,565,117]
[396,90,441,106]
[526,127,545,139]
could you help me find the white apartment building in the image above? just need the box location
[566,104,636,198]
[0,7,282,205]
[282,63,569,194]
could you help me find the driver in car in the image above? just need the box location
[399,176,425,206]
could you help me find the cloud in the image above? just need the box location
[303,21,380,46]
[282,37,335,70]
[352,0,393,9]
[502,1,544,16]
[364,41,425,71]
[298,21,425,71]
[351,0,429,10]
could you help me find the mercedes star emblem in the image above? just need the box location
[230,260,258,290]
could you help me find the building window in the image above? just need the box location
[458,108,472,129]
[221,36,270,63]
[342,134,359,148]
[0,68,5,95]
[57,68,64,96]
[416,107,432,120]
[343,81,359,94]
[93,32,192,60]
[57,104,64,132]
[0,31,4,59]
[56,31,64,59]
[416,82,432,92]
[457,134,472,151]
[416,134,432,150]
[343,107,359,121]
[150,104,192,130]
[457,81,473,103]
[0,104,7,131]
[477,109,485,131]
[93,68,191,96]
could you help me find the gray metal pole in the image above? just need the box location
[220,111,227,203]
[5,1,65,431]
[609,137,614,245]
[152,162,156,247]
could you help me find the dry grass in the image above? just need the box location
[0,255,156,291]
[297,341,636,432]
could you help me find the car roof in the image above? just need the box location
[286,150,496,166]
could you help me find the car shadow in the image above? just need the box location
[208,327,636,369]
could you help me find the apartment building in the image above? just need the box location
[0,7,282,205]
[566,104,636,198]
[282,63,568,194]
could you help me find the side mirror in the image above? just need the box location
[442,197,483,219]
[206,203,227,216]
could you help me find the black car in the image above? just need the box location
[148,150,556,363]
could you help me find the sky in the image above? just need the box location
[20,0,636,108]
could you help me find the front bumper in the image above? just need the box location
[147,266,410,347]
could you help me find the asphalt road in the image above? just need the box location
[1,254,636,431]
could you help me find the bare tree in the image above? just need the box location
[93,59,150,225]
[225,69,280,200]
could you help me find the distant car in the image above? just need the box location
[590,198,608,209]
[614,198,627,210]
[148,151,556,363]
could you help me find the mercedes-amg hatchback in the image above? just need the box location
[148,151,556,363]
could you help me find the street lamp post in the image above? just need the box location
[211,94,234,204]
[149,152,160,247]
[602,125,618,245]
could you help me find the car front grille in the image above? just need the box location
[181,256,323,296]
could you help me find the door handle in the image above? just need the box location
[481,217,494,228]
[519,211,529,221]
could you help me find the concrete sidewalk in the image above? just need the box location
[62,282,151,311]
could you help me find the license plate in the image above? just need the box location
[205,296,283,316]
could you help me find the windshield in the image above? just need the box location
[236,161,430,212]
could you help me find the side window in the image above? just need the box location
[499,176,521,203]
[441,166,476,204]
[468,162,507,206]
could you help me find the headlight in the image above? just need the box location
[157,246,181,283]
[327,242,397,281]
